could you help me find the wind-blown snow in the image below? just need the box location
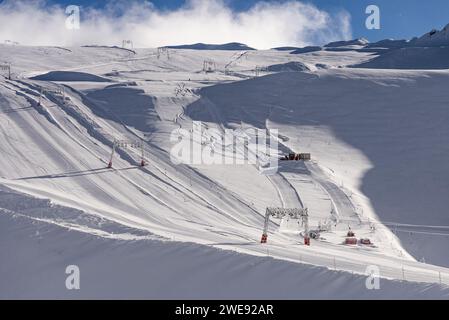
[0,0,352,49]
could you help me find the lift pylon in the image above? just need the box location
[122,40,134,50]
[108,139,146,168]
[0,63,11,80]
[203,59,216,73]
[261,207,310,245]
[157,47,170,60]
[37,86,65,106]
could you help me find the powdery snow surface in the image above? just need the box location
[1,43,449,298]
[2,200,449,299]
[353,47,449,69]
[351,24,449,70]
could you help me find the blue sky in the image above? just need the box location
[38,0,449,42]
[1,0,448,48]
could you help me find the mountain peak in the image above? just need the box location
[413,23,449,47]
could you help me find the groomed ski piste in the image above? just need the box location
[1,41,449,299]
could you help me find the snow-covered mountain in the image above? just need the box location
[290,46,322,54]
[413,23,449,47]
[164,42,256,51]
[324,38,370,48]
[353,24,449,69]
[1,35,449,298]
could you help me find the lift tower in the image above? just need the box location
[0,63,11,80]
[108,139,146,168]
[261,207,310,245]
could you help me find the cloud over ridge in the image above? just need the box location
[0,0,352,49]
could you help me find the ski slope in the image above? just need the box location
[1,44,449,297]
[3,193,449,299]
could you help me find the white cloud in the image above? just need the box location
[0,0,352,49]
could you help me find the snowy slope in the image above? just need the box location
[413,23,449,47]
[354,47,449,69]
[1,190,448,299]
[353,24,449,70]
[186,69,449,267]
[1,43,449,298]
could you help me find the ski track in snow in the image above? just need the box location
[1,44,449,293]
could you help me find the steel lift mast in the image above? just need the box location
[157,47,170,60]
[37,87,66,106]
[122,40,134,50]
[261,207,310,245]
[203,59,216,73]
[0,63,11,80]
[108,139,146,168]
